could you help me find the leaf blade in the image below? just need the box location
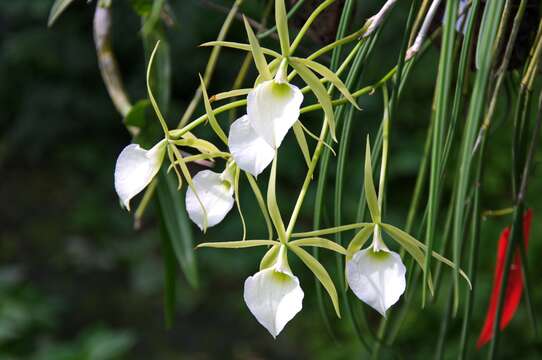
[197,240,279,249]
[199,74,228,145]
[292,121,311,168]
[290,237,347,255]
[243,16,272,81]
[290,59,337,141]
[294,57,360,110]
[200,41,281,58]
[288,244,341,317]
[275,0,291,56]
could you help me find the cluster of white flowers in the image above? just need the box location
[113,73,408,336]
[110,1,471,339]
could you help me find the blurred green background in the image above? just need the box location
[1,0,541,359]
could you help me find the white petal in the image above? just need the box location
[346,248,406,316]
[247,80,303,148]
[114,140,166,210]
[185,170,234,230]
[244,268,304,338]
[228,115,275,176]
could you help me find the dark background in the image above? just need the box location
[1,0,541,359]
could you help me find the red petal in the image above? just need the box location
[476,209,532,348]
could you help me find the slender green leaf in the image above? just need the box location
[346,224,375,257]
[293,57,360,110]
[260,244,280,270]
[289,237,347,255]
[197,240,279,249]
[288,244,341,317]
[210,88,252,102]
[383,223,471,288]
[200,41,281,58]
[144,32,171,115]
[298,120,336,155]
[267,155,287,242]
[423,0,458,305]
[171,137,221,155]
[156,170,198,288]
[48,0,77,27]
[381,223,434,295]
[243,16,273,81]
[255,57,281,86]
[199,74,228,145]
[275,0,291,56]
[145,41,169,135]
[364,138,381,223]
[292,223,372,238]
[290,59,337,140]
[292,121,311,167]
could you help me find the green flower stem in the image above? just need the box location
[307,26,369,62]
[285,125,329,239]
[177,0,244,128]
[377,87,390,210]
[289,0,336,55]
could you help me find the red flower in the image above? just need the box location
[477,209,533,348]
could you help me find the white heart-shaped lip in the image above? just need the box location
[185,169,235,230]
[114,140,166,210]
[346,248,406,316]
[246,80,303,148]
[228,115,275,177]
[243,266,304,338]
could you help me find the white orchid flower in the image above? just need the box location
[185,166,235,230]
[244,245,304,338]
[114,139,167,210]
[346,225,406,316]
[229,79,303,176]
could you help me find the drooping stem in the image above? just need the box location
[93,2,134,132]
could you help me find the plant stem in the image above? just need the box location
[423,0,458,306]
[177,0,244,128]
